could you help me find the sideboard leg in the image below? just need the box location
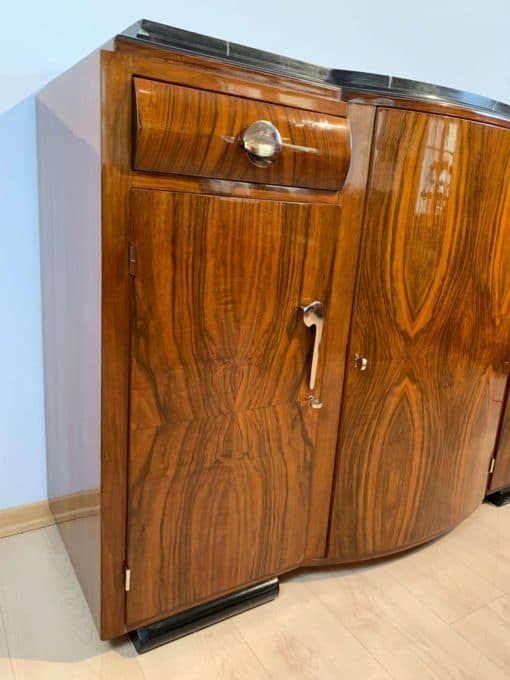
[129,578,279,654]
[485,488,510,507]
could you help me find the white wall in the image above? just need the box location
[1,0,509,509]
[0,96,46,508]
[2,0,510,115]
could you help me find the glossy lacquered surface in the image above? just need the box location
[121,19,510,123]
[328,109,510,562]
[133,77,351,190]
[127,190,339,627]
[39,28,510,643]
[99,45,362,639]
[490,392,510,493]
[130,578,279,654]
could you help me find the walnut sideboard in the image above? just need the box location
[36,19,510,651]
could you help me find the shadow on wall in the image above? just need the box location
[0,96,47,510]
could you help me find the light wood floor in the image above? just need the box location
[0,502,509,679]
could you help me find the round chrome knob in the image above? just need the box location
[354,354,368,371]
[241,120,282,167]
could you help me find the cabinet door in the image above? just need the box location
[126,190,339,627]
[490,395,510,493]
[329,109,510,561]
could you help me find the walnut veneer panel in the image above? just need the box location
[490,394,510,492]
[132,77,351,190]
[348,110,510,363]
[98,46,358,639]
[329,109,510,562]
[126,190,339,627]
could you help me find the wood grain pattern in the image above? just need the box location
[133,78,351,190]
[328,109,510,562]
[490,386,510,492]
[96,42,510,637]
[126,190,339,627]
[100,50,133,639]
[98,46,349,640]
[347,109,510,362]
[340,89,510,130]
[131,170,340,205]
[330,357,505,561]
[116,35,348,116]
[303,102,376,559]
[117,35,509,129]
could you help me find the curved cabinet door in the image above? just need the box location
[126,190,340,628]
[329,108,510,562]
[489,394,510,493]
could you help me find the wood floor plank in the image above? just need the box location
[475,503,510,541]
[137,617,270,680]
[0,602,15,679]
[453,595,510,675]
[302,563,510,679]
[434,505,510,594]
[382,538,503,623]
[233,579,391,679]
[0,502,509,679]
[0,526,144,680]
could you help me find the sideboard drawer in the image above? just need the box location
[132,77,351,190]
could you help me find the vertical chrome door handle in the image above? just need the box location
[300,301,325,391]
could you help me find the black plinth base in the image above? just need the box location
[129,577,279,654]
[486,488,510,507]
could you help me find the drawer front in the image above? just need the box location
[132,77,351,190]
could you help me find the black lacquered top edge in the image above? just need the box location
[120,19,510,121]
[120,20,332,84]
